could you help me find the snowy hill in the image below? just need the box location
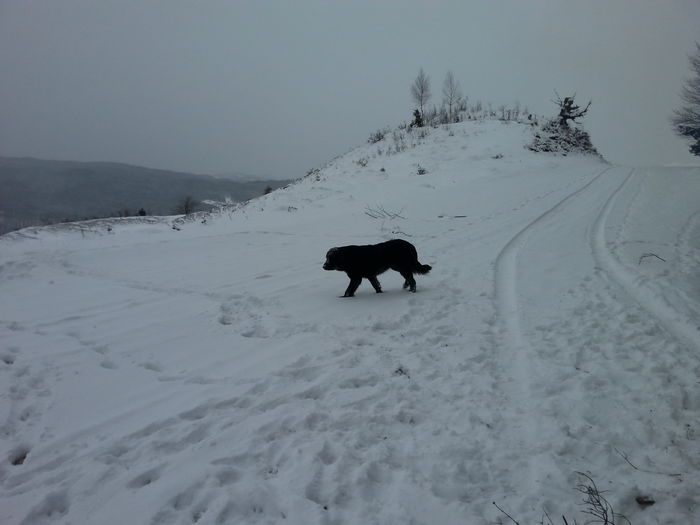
[1,120,699,524]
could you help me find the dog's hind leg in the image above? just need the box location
[343,275,363,297]
[399,271,417,292]
[368,276,383,293]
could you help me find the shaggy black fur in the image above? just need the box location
[323,239,432,297]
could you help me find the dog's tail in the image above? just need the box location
[415,263,432,275]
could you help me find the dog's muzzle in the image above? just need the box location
[323,248,338,270]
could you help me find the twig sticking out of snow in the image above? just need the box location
[492,472,631,525]
[364,205,405,220]
[614,447,682,478]
[574,471,630,525]
[492,501,521,524]
[638,253,666,265]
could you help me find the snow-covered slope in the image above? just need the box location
[1,121,699,524]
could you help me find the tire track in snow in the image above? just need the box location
[591,168,700,351]
[492,166,611,483]
[494,166,611,357]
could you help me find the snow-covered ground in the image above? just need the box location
[1,121,698,524]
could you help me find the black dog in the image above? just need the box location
[323,239,431,297]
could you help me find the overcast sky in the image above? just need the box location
[1,0,699,178]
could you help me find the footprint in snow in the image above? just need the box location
[20,490,70,523]
[2,347,19,365]
[9,445,30,466]
[139,361,163,373]
[126,465,163,489]
[100,359,118,370]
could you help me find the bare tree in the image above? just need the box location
[554,92,591,127]
[410,68,431,122]
[671,42,700,156]
[442,70,463,123]
[174,196,198,215]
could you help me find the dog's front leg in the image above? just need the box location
[368,276,383,293]
[343,275,362,297]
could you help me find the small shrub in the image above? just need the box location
[392,130,407,153]
[527,118,599,156]
[368,127,389,144]
[410,109,424,128]
[306,167,321,181]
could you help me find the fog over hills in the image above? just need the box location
[0,157,292,234]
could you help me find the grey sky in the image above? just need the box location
[1,0,698,179]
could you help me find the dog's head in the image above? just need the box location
[323,247,341,271]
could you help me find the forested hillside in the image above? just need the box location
[0,157,291,234]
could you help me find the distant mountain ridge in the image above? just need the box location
[0,157,293,234]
